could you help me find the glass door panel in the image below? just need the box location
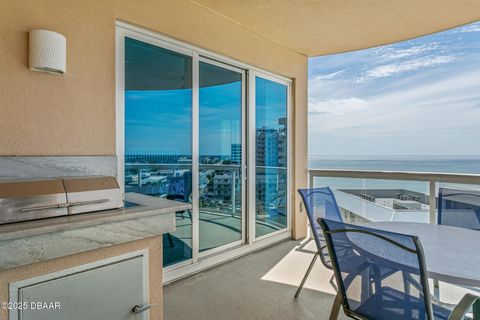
[199,60,244,252]
[255,77,288,237]
[124,37,192,266]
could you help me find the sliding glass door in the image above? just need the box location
[124,37,193,267]
[253,76,289,238]
[119,27,290,271]
[199,59,244,252]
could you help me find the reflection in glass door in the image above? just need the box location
[254,76,288,237]
[124,37,193,267]
[199,60,244,252]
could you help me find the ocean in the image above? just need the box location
[308,155,480,192]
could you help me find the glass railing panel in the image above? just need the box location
[437,182,480,230]
[125,164,193,267]
[199,165,242,252]
[255,166,288,236]
[313,176,429,224]
[362,179,430,223]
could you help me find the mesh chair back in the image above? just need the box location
[438,187,480,230]
[298,187,343,250]
[167,171,192,202]
[319,218,433,320]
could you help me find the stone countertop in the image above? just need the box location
[0,193,190,272]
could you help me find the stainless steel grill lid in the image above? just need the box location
[0,176,123,225]
[0,179,68,224]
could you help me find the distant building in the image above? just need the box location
[255,118,287,168]
[213,173,233,199]
[333,188,431,224]
[255,118,288,213]
[125,150,180,164]
[278,117,287,168]
[256,127,279,167]
[231,144,242,164]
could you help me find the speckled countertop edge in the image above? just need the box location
[0,193,190,241]
[0,193,190,271]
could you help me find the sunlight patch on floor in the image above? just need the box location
[261,238,337,295]
[261,238,478,306]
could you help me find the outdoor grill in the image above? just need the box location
[0,176,123,225]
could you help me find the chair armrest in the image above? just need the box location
[431,295,456,310]
[448,293,479,320]
[318,245,332,269]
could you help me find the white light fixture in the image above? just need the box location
[29,29,66,74]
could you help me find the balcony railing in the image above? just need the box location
[124,163,288,230]
[308,168,480,224]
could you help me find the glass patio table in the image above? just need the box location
[364,222,480,288]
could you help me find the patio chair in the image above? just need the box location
[167,171,193,220]
[319,218,479,320]
[295,187,343,297]
[438,187,480,231]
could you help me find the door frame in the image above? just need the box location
[196,56,247,258]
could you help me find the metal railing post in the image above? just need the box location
[429,180,436,224]
[231,170,236,215]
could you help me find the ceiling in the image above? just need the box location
[192,0,480,56]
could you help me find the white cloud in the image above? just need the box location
[309,97,369,115]
[314,70,345,80]
[308,69,480,155]
[379,44,439,60]
[355,55,455,82]
[450,23,480,33]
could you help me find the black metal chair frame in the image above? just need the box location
[294,187,343,298]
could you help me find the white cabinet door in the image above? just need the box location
[10,253,148,320]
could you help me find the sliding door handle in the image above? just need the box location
[132,303,154,314]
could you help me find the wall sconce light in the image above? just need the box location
[29,29,66,74]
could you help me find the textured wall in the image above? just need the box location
[0,0,307,156]
[0,0,308,238]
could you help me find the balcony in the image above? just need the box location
[2,1,480,319]
[163,168,480,319]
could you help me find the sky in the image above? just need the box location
[308,21,480,156]
[126,74,287,157]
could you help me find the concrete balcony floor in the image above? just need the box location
[164,238,477,320]
[164,239,346,320]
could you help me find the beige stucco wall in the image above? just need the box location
[0,0,308,238]
[0,236,164,319]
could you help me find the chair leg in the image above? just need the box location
[329,274,338,292]
[294,251,319,298]
[329,292,342,320]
